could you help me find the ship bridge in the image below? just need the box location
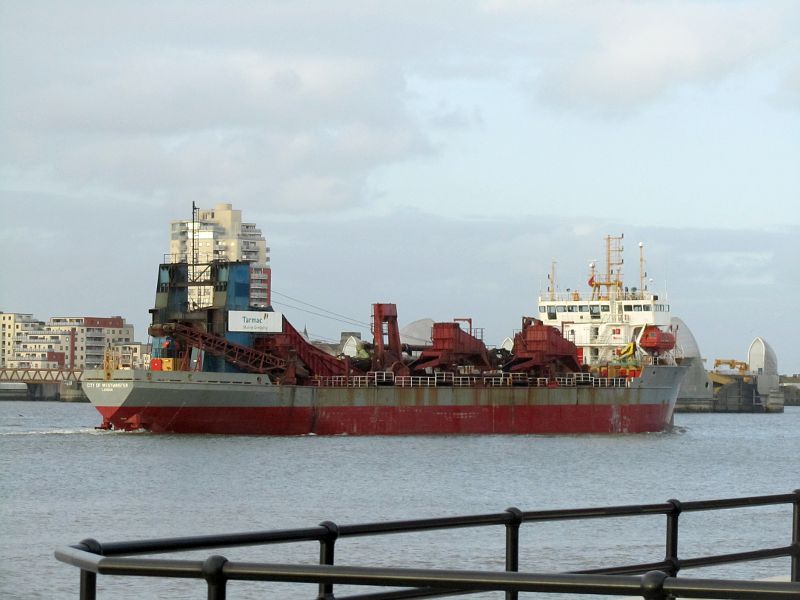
[538,235,674,367]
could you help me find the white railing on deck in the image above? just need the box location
[348,376,371,388]
[592,377,628,388]
[435,372,454,385]
[369,371,395,384]
[395,376,438,388]
[311,373,630,388]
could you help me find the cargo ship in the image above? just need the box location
[83,237,686,435]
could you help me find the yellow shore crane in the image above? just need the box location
[713,359,749,373]
[710,359,751,387]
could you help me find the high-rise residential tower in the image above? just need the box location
[168,203,271,309]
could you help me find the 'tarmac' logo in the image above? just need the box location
[242,313,268,324]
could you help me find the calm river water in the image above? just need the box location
[1,401,798,599]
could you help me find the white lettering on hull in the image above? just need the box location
[85,382,131,390]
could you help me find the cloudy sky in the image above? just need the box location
[1,1,798,373]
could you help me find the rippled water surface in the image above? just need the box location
[1,401,798,599]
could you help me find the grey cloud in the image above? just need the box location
[267,212,799,374]
[774,61,800,111]
[1,3,798,374]
[1,3,441,214]
[3,1,795,215]
[424,103,485,130]
[517,2,798,114]
[2,201,798,373]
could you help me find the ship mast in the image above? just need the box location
[187,202,212,309]
[639,241,647,295]
[191,201,199,269]
[548,260,557,301]
[590,234,623,301]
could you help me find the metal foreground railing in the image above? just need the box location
[56,492,800,600]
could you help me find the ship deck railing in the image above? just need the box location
[56,491,800,600]
[594,377,629,388]
[311,374,631,389]
[539,290,655,302]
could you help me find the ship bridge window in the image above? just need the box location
[538,305,546,313]
[579,305,589,312]
[556,305,566,312]
[600,305,610,312]
[633,305,643,311]
[624,305,632,311]
[567,305,577,312]
[589,305,600,316]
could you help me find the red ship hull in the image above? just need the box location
[85,367,685,435]
[95,402,673,435]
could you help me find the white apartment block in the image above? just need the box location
[2,313,138,370]
[6,330,72,369]
[169,202,271,309]
[46,316,134,369]
[114,342,152,369]
[0,313,45,368]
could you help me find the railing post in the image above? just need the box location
[504,507,523,600]
[792,489,800,582]
[664,499,681,577]
[78,538,102,600]
[79,570,96,600]
[318,520,339,600]
[202,555,228,600]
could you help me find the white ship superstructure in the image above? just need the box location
[538,235,675,370]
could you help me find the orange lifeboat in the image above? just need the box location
[639,326,676,354]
